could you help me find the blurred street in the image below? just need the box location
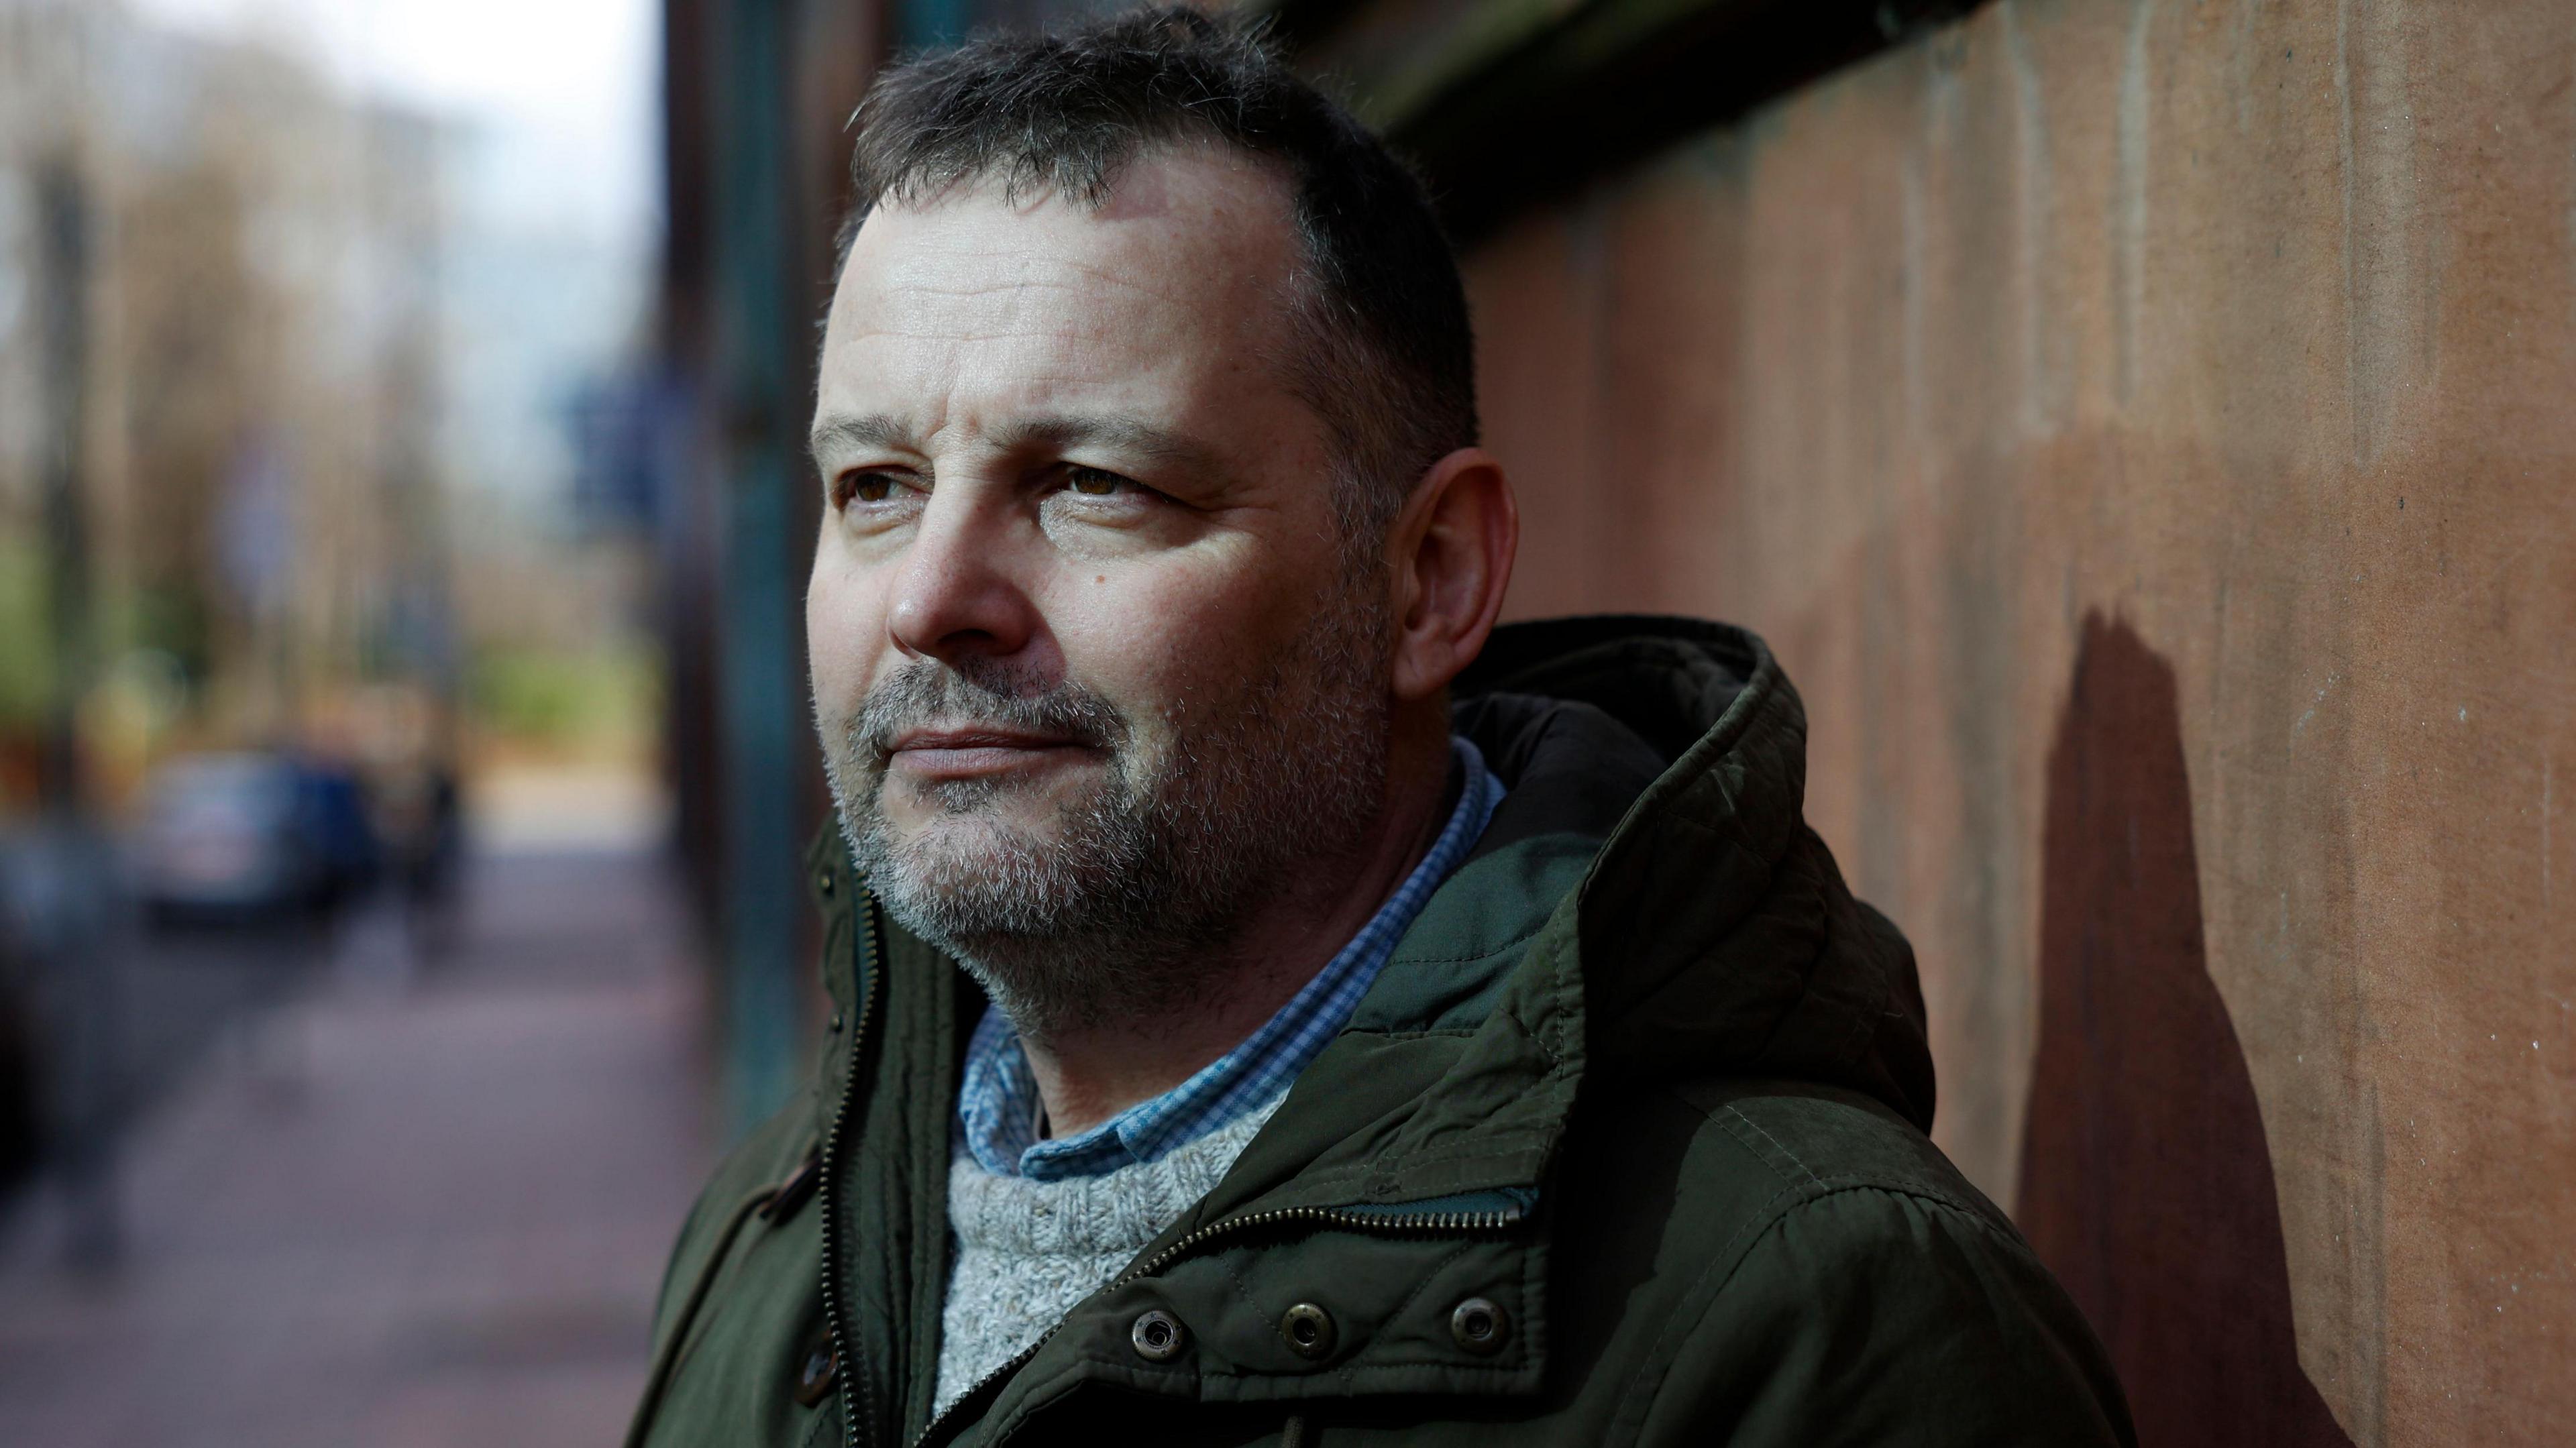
[1,1,735,1440]
[0,839,711,1448]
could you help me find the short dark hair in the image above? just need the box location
[838,6,1477,542]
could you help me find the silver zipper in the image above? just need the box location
[820,897,884,1448]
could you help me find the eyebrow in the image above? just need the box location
[809,412,916,463]
[807,410,1224,478]
[986,414,1223,474]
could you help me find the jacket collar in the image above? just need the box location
[1174,615,1935,1229]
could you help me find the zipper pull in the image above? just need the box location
[762,1146,823,1225]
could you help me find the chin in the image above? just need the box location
[885,795,1067,862]
[892,770,1065,824]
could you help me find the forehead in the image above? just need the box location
[818,148,1306,439]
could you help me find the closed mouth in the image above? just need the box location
[884,726,1099,781]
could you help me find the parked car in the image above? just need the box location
[136,753,378,925]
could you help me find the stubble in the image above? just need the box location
[819,587,1389,1046]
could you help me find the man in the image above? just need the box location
[627,10,2133,1446]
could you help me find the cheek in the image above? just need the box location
[806,545,888,715]
[1047,548,1316,720]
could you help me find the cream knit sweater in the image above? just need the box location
[933,1095,1286,1414]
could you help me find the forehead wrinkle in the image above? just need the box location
[868,239,1228,320]
[840,279,1214,358]
[877,268,1192,304]
[836,323,1103,349]
[865,215,1296,322]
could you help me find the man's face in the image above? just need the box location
[807,146,1390,1037]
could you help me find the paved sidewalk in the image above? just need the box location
[0,846,716,1448]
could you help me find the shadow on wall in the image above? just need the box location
[2017,613,2352,1447]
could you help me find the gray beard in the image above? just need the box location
[819,592,1388,1046]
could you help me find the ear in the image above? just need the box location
[1387,447,1518,703]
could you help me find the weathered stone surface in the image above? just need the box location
[1456,2,2574,1442]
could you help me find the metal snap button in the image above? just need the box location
[817,868,835,896]
[1279,1302,1336,1359]
[792,1344,837,1406]
[1131,1308,1187,1362]
[1450,1296,1508,1355]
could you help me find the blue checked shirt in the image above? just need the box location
[956,736,1506,1181]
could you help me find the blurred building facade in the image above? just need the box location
[656,1,2573,1442]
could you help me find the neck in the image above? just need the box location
[1022,712,1455,1139]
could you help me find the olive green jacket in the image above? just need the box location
[627,616,2134,1448]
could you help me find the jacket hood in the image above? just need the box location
[1453,615,1935,1132]
[1171,614,1934,1240]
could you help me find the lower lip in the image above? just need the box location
[890,742,1091,782]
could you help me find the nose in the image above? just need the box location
[884,490,1043,669]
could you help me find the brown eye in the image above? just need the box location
[1067,466,1125,496]
[842,471,896,504]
